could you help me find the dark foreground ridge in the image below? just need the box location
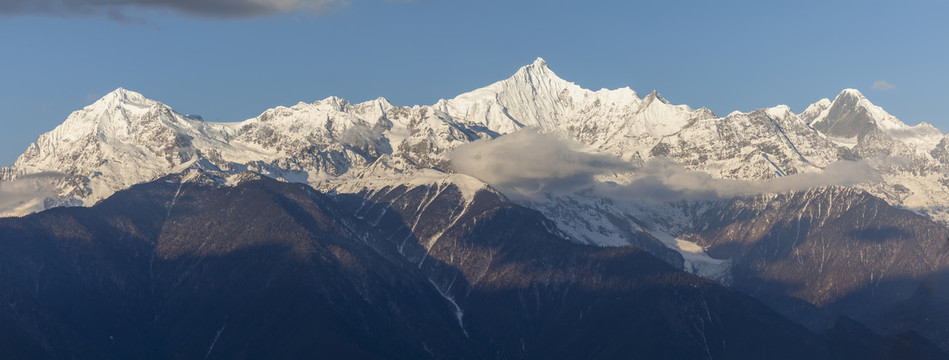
[0,172,943,359]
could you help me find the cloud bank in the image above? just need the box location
[603,158,880,202]
[0,0,342,19]
[449,130,634,199]
[0,172,64,215]
[450,130,881,202]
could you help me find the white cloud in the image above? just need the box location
[0,172,64,215]
[872,80,895,91]
[449,129,633,199]
[449,130,882,202]
[604,158,880,202]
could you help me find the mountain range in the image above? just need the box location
[3,58,949,357]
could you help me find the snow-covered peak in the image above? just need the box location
[0,87,222,215]
[799,98,831,124]
[810,88,900,137]
[643,90,672,105]
[807,89,942,151]
[94,87,151,107]
[34,88,179,148]
[432,58,716,155]
[515,57,565,84]
[830,89,936,138]
[490,56,577,102]
[254,96,393,122]
[813,98,832,108]
[78,88,170,124]
[836,88,866,101]
[433,57,585,133]
[315,96,348,110]
[353,97,395,118]
[513,57,556,80]
[31,88,182,143]
[531,57,548,67]
[85,87,173,121]
[765,105,793,120]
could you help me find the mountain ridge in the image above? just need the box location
[5,58,949,353]
[5,58,949,261]
[2,170,941,359]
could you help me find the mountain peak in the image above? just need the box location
[439,57,578,131]
[799,98,832,125]
[835,88,866,101]
[512,57,559,81]
[809,89,878,138]
[85,87,162,118]
[808,88,931,142]
[38,87,180,149]
[643,90,671,105]
[96,87,149,105]
[813,98,832,108]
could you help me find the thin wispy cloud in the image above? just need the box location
[0,0,344,19]
[450,130,882,202]
[599,158,879,202]
[450,130,634,199]
[0,172,65,215]
[872,80,895,91]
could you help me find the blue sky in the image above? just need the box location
[1,0,947,166]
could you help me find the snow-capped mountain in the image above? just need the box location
[434,58,717,158]
[1,89,214,211]
[2,57,947,244]
[807,89,943,152]
[4,57,949,266]
[5,57,949,351]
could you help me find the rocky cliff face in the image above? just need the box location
[677,188,949,339]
